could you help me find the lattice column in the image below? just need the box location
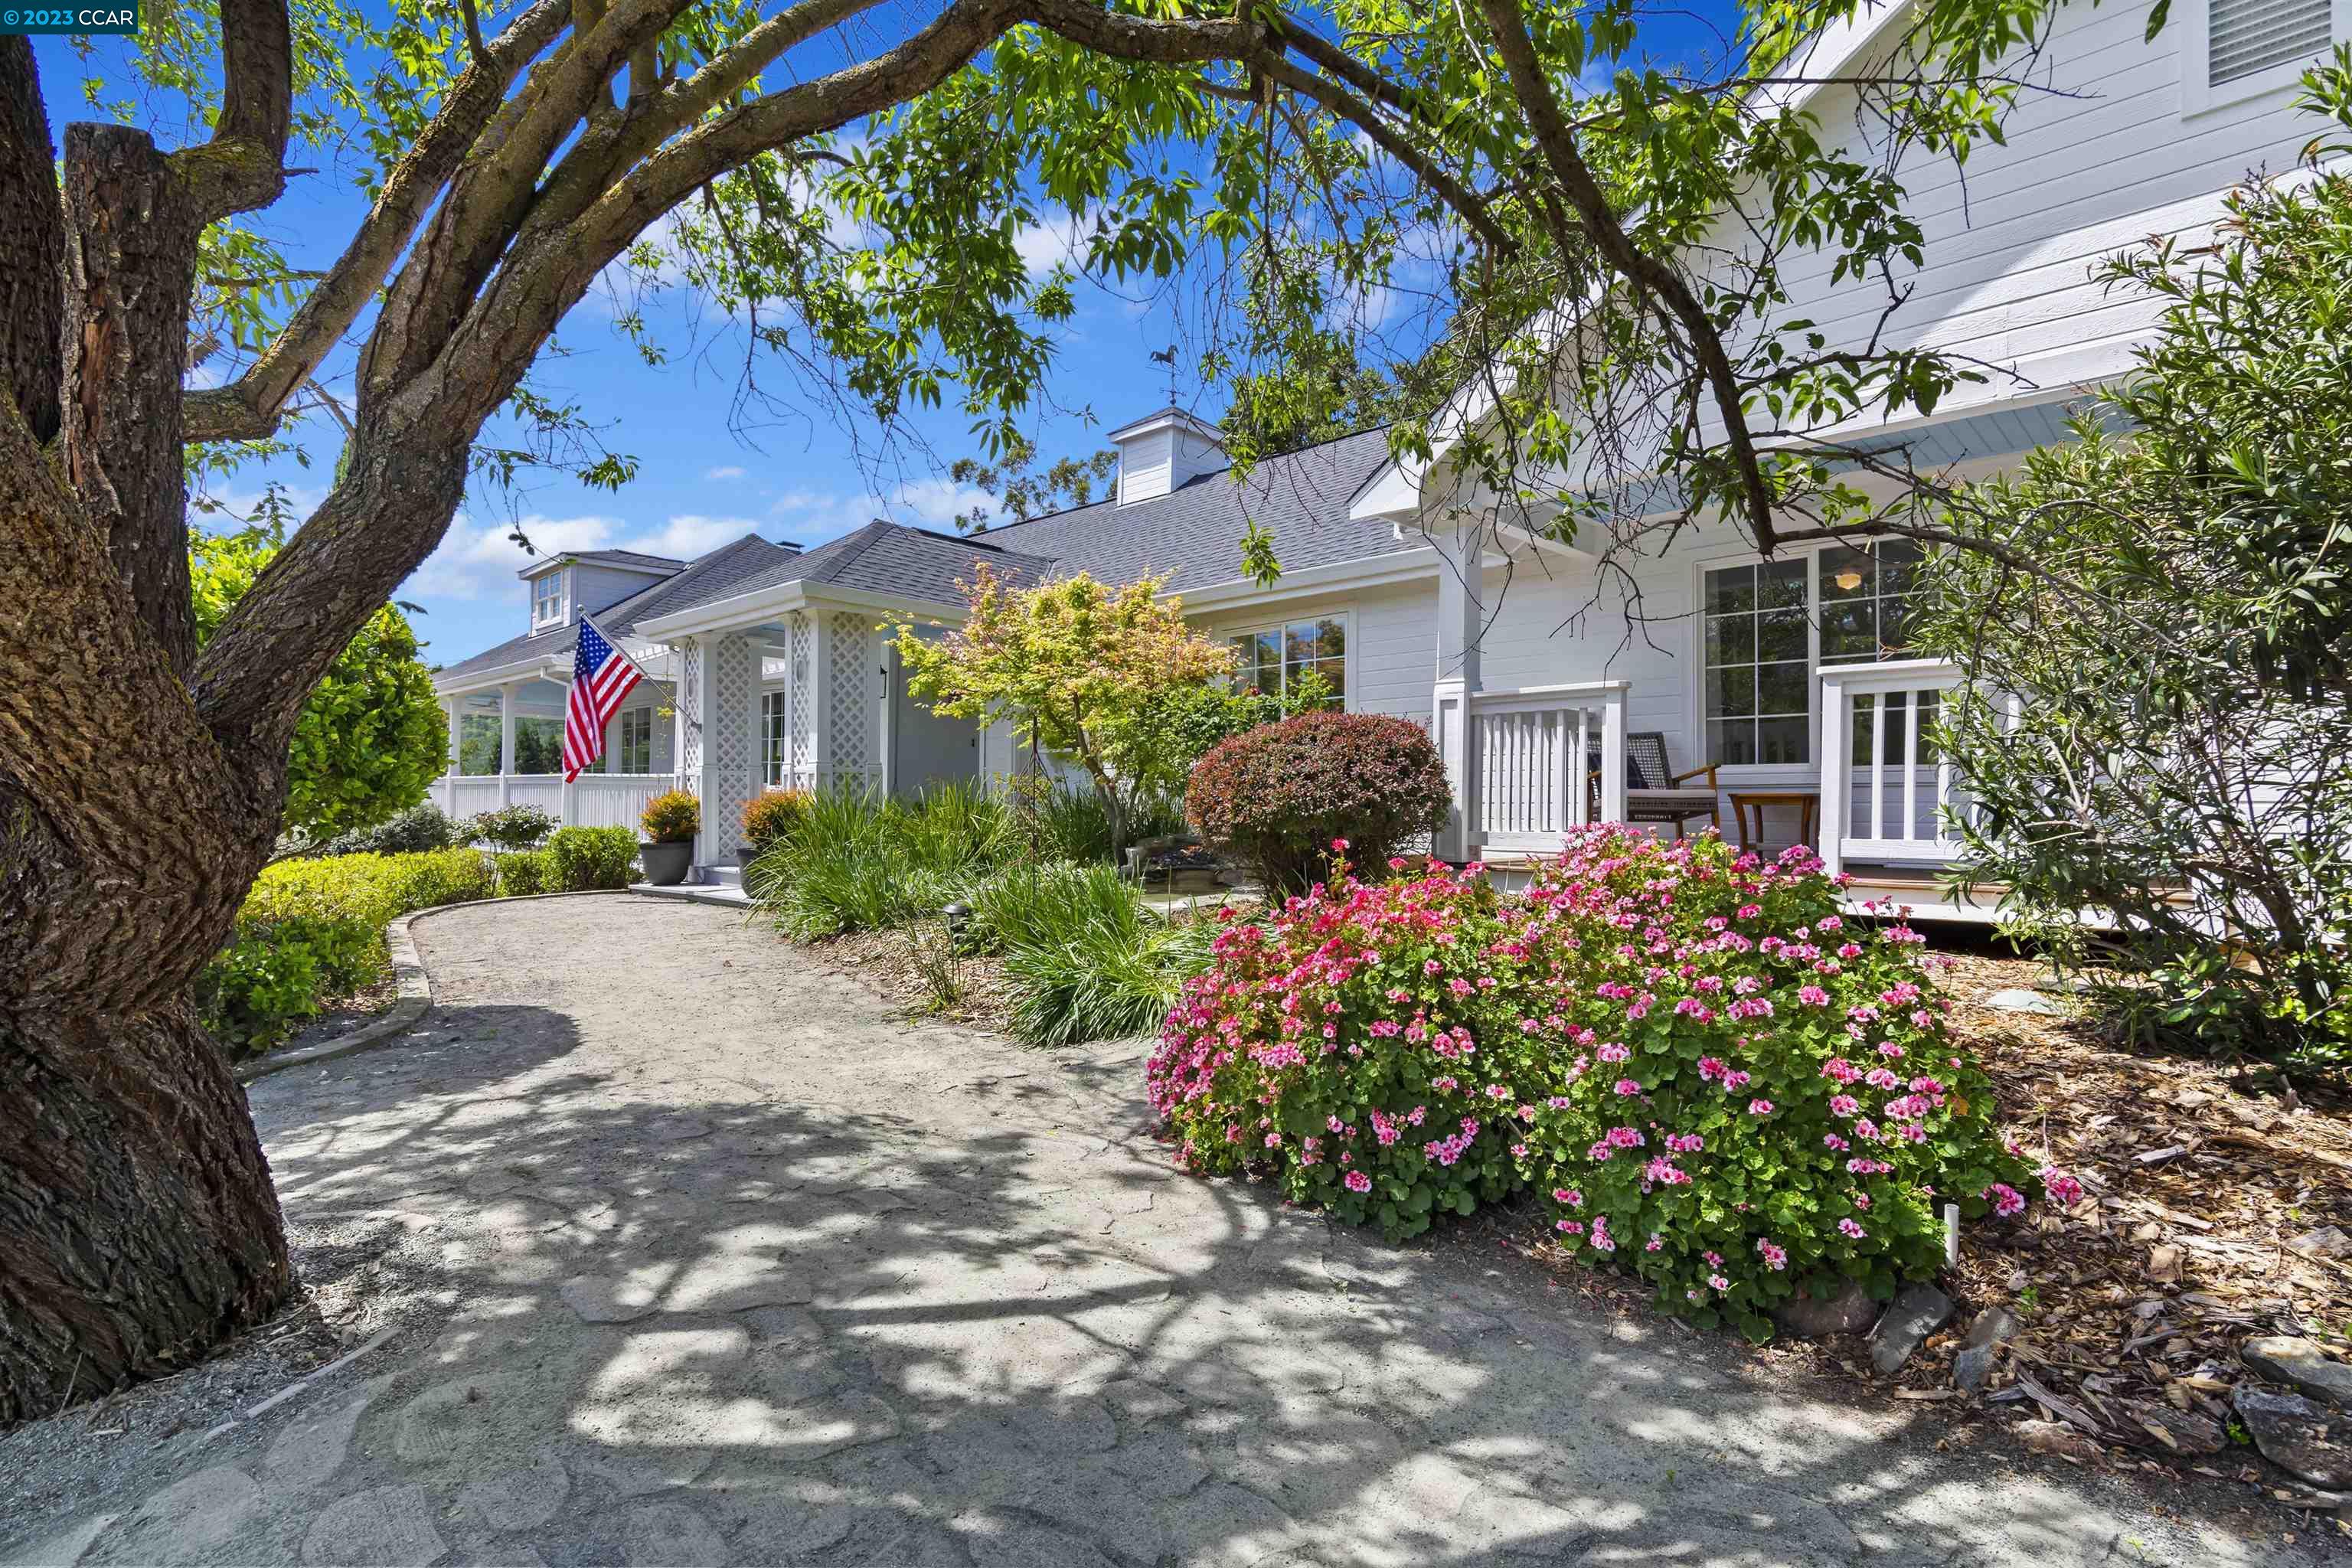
[706,633,760,858]
[786,612,815,790]
[827,611,876,791]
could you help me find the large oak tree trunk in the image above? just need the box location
[0,1008,290,1424]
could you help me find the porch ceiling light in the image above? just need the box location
[1832,567,1864,592]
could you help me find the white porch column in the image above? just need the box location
[692,635,724,864]
[442,699,462,813]
[806,610,834,790]
[498,683,518,807]
[1430,518,1485,861]
[557,677,579,827]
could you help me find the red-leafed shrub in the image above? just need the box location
[1186,711,1449,892]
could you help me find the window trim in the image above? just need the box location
[616,707,653,775]
[1684,541,1918,776]
[1220,609,1354,710]
[530,567,570,629]
[2180,0,2346,118]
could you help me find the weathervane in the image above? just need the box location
[1148,344,1178,404]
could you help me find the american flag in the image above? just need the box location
[562,616,645,781]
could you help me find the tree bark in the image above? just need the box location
[63,123,202,676]
[0,1004,290,1425]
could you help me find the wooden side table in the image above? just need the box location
[1727,789,1821,854]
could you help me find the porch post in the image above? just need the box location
[1430,518,1484,861]
[807,612,834,790]
[692,634,724,867]
[498,683,518,807]
[442,699,461,813]
[1816,669,1849,879]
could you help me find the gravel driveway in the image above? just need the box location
[0,895,2312,1566]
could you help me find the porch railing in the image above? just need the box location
[439,772,678,833]
[1816,658,1967,876]
[1467,681,1628,856]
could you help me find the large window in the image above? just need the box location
[619,708,653,773]
[1227,616,1345,707]
[1701,542,1919,766]
[763,690,788,785]
[531,569,567,628]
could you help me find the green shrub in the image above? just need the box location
[962,861,1138,955]
[547,825,639,890]
[750,782,1008,938]
[1002,899,1220,1048]
[1149,830,2060,1340]
[198,849,496,1057]
[495,849,554,896]
[1187,712,1450,893]
[464,803,557,851]
[315,803,459,858]
[641,789,700,844]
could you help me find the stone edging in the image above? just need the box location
[231,890,628,1085]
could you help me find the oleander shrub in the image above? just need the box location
[740,789,811,854]
[464,803,557,851]
[1147,828,2062,1339]
[641,789,700,844]
[1187,712,1449,893]
[198,849,497,1056]
[547,825,640,890]
[495,849,554,896]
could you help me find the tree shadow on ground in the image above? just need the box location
[3,898,2304,1568]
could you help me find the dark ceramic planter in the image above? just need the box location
[640,840,693,887]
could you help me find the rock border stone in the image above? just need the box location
[233,890,627,1084]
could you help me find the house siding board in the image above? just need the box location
[1684,0,2324,439]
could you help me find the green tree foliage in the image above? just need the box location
[946,431,1119,531]
[1914,56,2352,1067]
[894,567,1234,851]
[191,524,446,843]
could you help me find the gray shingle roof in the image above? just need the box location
[706,521,1056,609]
[437,426,1416,682]
[973,425,1404,592]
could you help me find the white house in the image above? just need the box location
[431,0,2338,912]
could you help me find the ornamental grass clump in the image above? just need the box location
[1146,827,2060,1339]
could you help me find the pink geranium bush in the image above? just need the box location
[1145,827,2056,1340]
[1147,857,1527,1236]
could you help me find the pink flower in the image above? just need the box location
[1722,1070,1752,1091]
[1708,1273,1731,1291]
[1747,1099,1774,1116]
[2038,1165,2084,1207]
[1553,1187,1583,1207]
[1757,1239,1788,1270]
[1613,1079,1643,1097]
[1838,1217,1867,1240]
[1984,1182,2027,1217]
[1344,1169,1372,1193]
[1331,837,1351,851]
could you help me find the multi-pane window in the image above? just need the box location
[1703,557,1809,766]
[763,690,788,786]
[531,570,565,626]
[1701,543,1921,766]
[1819,540,1918,665]
[618,708,653,774]
[1227,617,1345,707]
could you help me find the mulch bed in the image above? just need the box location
[798,913,2352,1536]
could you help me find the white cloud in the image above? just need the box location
[704,464,747,482]
[1014,211,1091,278]
[618,513,764,560]
[404,512,623,600]
[766,475,995,542]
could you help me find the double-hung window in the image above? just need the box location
[618,708,652,774]
[1226,616,1346,707]
[531,569,567,629]
[763,691,788,786]
[1700,541,1920,766]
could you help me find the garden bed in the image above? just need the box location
[1494,939,2352,1527]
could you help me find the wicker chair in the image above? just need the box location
[1589,731,1723,838]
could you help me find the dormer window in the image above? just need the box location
[531,568,568,629]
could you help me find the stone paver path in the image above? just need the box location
[2,897,2305,1566]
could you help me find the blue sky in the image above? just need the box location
[38,1,1739,668]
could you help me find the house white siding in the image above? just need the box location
[573,563,668,621]
[1693,0,2334,433]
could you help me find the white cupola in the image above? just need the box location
[1109,407,1227,505]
